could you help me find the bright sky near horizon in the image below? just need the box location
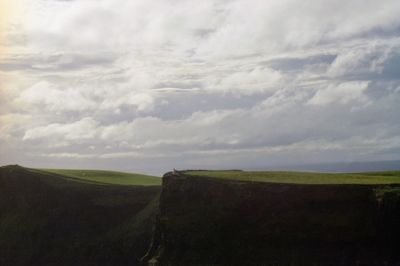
[0,0,400,175]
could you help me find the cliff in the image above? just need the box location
[143,171,400,266]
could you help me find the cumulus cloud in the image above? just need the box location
[1,0,400,174]
[23,117,99,142]
[17,81,97,111]
[307,81,370,106]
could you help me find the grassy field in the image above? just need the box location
[184,170,400,184]
[31,168,161,186]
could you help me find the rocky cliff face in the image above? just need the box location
[143,172,400,266]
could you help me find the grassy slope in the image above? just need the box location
[0,165,161,266]
[184,170,400,184]
[33,168,161,186]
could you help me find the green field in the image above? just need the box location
[184,170,400,184]
[31,168,161,186]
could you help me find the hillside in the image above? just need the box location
[143,170,400,265]
[33,168,161,186]
[0,165,161,266]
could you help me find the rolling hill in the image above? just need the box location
[32,168,161,186]
[0,165,161,266]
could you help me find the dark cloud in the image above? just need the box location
[381,52,400,79]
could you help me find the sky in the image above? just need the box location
[0,0,400,175]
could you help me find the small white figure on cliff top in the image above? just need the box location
[173,168,177,174]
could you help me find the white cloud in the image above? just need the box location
[328,44,392,77]
[1,0,400,173]
[0,113,31,140]
[99,91,156,113]
[10,0,399,58]
[307,81,370,106]
[211,67,282,95]
[23,117,99,142]
[32,152,98,159]
[196,0,400,58]
[17,81,97,111]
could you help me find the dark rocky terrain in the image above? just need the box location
[143,171,400,266]
[0,165,161,266]
[2,165,400,266]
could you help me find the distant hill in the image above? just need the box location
[0,165,161,266]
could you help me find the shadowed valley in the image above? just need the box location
[0,165,161,266]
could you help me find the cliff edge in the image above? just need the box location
[143,171,400,266]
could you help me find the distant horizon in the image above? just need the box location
[4,159,400,176]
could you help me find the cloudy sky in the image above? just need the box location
[0,0,399,175]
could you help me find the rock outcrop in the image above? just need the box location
[143,171,400,265]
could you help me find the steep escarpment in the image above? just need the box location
[143,172,400,266]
